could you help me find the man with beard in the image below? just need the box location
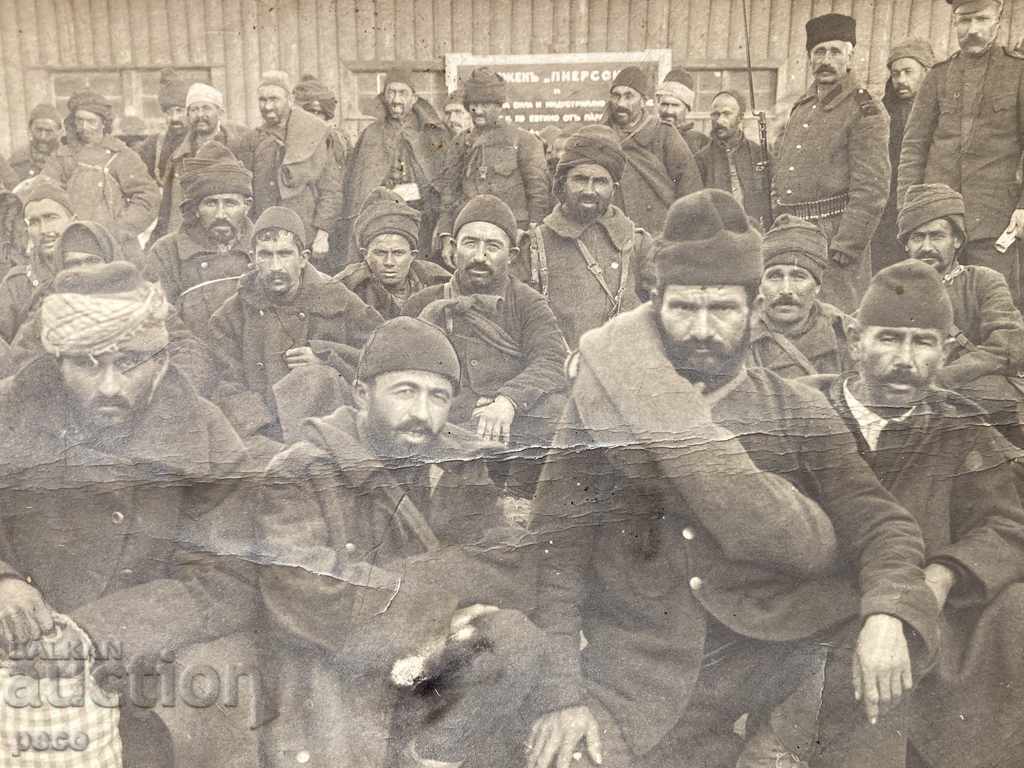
[871,39,934,273]
[519,125,656,348]
[898,183,1024,443]
[749,214,853,378]
[0,182,75,342]
[208,206,382,461]
[137,68,192,186]
[239,71,344,268]
[436,68,551,244]
[695,89,772,229]
[148,140,255,338]
[602,66,702,236]
[899,0,1024,308]
[404,195,567,496]
[443,90,473,136]
[258,316,542,768]
[41,89,160,258]
[526,189,938,768]
[340,69,448,264]
[9,103,62,183]
[0,260,258,768]
[656,67,711,155]
[336,187,449,319]
[760,259,1024,768]
[150,83,253,245]
[773,14,889,313]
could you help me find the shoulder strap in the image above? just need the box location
[380,484,441,552]
[766,329,819,376]
[529,225,548,296]
[576,232,632,320]
[441,281,456,335]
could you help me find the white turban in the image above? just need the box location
[186,82,224,110]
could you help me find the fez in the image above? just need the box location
[857,259,954,330]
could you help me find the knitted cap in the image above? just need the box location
[28,103,61,126]
[857,259,953,330]
[655,189,763,289]
[711,89,747,114]
[452,194,518,244]
[293,74,338,120]
[656,67,695,109]
[19,180,74,216]
[252,206,306,248]
[887,38,936,69]
[947,0,1002,11]
[556,125,625,182]
[357,316,461,388]
[355,187,422,249]
[67,90,112,124]
[762,215,829,284]
[158,68,190,110]
[383,68,416,93]
[180,141,253,204]
[186,83,224,110]
[806,13,856,51]
[897,183,966,243]
[56,221,121,264]
[611,66,649,98]
[463,68,506,104]
[259,71,292,94]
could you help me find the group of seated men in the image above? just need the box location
[0,60,1020,768]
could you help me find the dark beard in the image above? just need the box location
[564,194,610,224]
[655,312,750,391]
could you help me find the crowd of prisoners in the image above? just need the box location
[0,0,1022,767]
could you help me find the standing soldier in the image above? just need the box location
[602,66,702,236]
[872,39,935,273]
[136,68,192,186]
[773,13,890,313]
[9,103,63,184]
[655,67,711,155]
[436,68,552,246]
[898,0,1024,307]
[519,125,656,348]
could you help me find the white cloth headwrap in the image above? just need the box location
[656,81,696,110]
[186,82,225,110]
[40,283,171,358]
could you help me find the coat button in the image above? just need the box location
[610,261,619,269]
[298,311,306,319]
[689,576,703,591]
[470,359,479,367]
[120,568,133,576]
[344,542,355,552]
[256,361,265,369]
[258,309,265,317]
[24,576,32,584]
[200,261,208,269]
[296,751,310,764]
[682,527,695,541]
[111,511,125,524]
[796,144,802,149]
[802,123,809,128]
[788,166,795,171]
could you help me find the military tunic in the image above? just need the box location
[748,300,853,379]
[773,73,890,313]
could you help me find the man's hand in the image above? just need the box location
[284,346,320,369]
[0,579,53,651]
[1006,208,1024,239]
[473,395,516,445]
[830,249,855,267]
[924,563,956,612]
[311,229,331,262]
[527,706,603,768]
[853,614,912,724]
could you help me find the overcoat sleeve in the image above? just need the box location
[832,98,890,259]
[897,67,941,209]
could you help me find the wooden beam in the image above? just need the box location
[472,0,491,53]
[688,0,712,60]
[510,0,532,54]
[148,0,173,65]
[242,0,262,125]
[355,0,377,60]
[109,0,133,66]
[35,0,62,68]
[377,0,397,62]
[128,0,151,66]
[414,0,436,59]
[280,0,301,79]
[90,0,113,66]
[167,0,192,66]
[607,0,629,50]
[787,0,813,97]
[647,0,669,50]
[767,0,790,92]
[668,0,691,59]
[628,0,648,52]
[589,0,610,51]
[72,0,95,66]
[554,0,573,53]
[433,0,453,57]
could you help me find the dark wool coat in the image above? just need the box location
[899,46,1024,242]
[0,358,256,660]
[871,81,916,272]
[207,265,382,439]
[810,373,1024,768]
[531,305,938,758]
[517,204,654,348]
[602,113,703,236]
[402,274,568,424]
[0,153,19,191]
[437,122,552,232]
[137,128,188,185]
[238,107,345,244]
[773,72,890,260]
[0,252,50,343]
[147,218,255,337]
[42,136,160,239]
[678,122,711,156]
[9,143,52,182]
[695,134,772,230]
[748,300,853,379]
[258,407,534,768]
[335,258,450,320]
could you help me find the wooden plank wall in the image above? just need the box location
[4,0,1024,155]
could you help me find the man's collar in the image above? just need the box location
[177,219,253,260]
[543,203,636,249]
[942,261,966,284]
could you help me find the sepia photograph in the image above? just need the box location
[0,0,1021,766]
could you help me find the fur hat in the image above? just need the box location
[453,195,518,244]
[354,187,422,249]
[158,68,190,110]
[806,13,856,51]
[556,125,626,182]
[857,259,954,331]
[463,68,506,105]
[611,66,649,98]
[762,215,829,284]
[357,316,461,388]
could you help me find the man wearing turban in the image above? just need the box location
[336,186,450,319]
[0,260,260,768]
[518,125,656,348]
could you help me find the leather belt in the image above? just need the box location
[775,191,850,221]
